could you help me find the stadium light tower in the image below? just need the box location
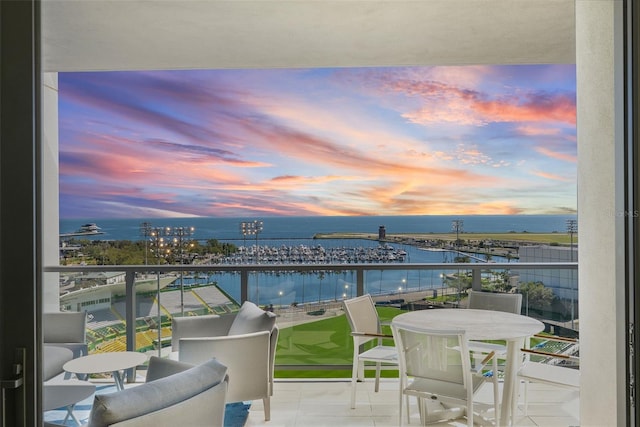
[149,227,170,264]
[239,220,264,264]
[170,226,196,264]
[452,219,464,251]
[165,226,195,317]
[140,222,153,265]
[253,220,263,263]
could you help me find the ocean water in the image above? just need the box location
[60,215,576,305]
[60,214,576,242]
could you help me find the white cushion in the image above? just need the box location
[88,358,227,427]
[43,345,74,381]
[228,301,276,336]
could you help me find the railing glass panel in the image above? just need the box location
[48,263,578,377]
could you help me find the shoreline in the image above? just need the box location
[313,231,577,244]
[313,231,578,260]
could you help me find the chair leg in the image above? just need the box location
[374,362,381,392]
[263,396,271,421]
[523,378,529,416]
[419,397,430,426]
[398,390,404,427]
[492,357,500,426]
[350,360,358,409]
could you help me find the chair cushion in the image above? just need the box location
[43,345,74,381]
[43,311,86,343]
[88,358,227,427]
[145,356,194,383]
[228,301,276,336]
[170,314,224,351]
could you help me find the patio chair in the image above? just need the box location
[391,323,499,427]
[467,290,523,314]
[86,357,228,426]
[466,290,523,409]
[44,311,89,381]
[515,334,579,422]
[170,301,278,421]
[43,311,88,359]
[343,294,398,409]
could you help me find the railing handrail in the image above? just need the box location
[45,261,578,273]
[45,261,578,362]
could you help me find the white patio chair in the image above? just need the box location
[467,290,523,314]
[86,357,228,426]
[391,323,499,426]
[343,294,398,409]
[466,290,523,411]
[515,334,579,421]
[44,311,89,381]
[170,301,278,421]
[43,311,88,359]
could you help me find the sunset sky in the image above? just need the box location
[59,65,576,219]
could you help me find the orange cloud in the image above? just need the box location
[535,146,577,163]
[516,125,562,136]
[532,170,573,182]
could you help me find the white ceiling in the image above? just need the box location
[41,0,576,73]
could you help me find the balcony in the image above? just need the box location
[45,369,579,426]
[44,262,578,425]
[245,379,579,426]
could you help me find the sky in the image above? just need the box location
[58,65,576,219]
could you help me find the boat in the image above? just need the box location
[60,223,105,238]
[76,223,103,234]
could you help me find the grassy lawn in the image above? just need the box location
[274,306,574,379]
[274,306,402,379]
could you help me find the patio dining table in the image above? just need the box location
[63,351,148,391]
[391,308,544,426]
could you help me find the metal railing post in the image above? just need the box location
[124,271,137,383]
[240,270,249,303]
[356,270,364,296]
[472,269,482,291]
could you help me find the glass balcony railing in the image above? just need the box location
[44,262,578,377]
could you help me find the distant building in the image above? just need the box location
[518,245,578,301]
[78,272,126,286]
[378,225,386,240]
[60,286,112,312]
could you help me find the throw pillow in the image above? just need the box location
[228,301,276,335]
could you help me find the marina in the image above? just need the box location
[216,243,407,264]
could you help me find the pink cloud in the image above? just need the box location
[516,125,562,136]
[532,170,573,182]
[370,70,575,127]
[535,146,577,163]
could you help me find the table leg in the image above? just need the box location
[500,338,524,426]
[63,403,82,426]
[112,370,125,391]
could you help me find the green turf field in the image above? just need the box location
[274,306,400,379]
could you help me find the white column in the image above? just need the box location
[576,1,626,425]
[42,72,60,312]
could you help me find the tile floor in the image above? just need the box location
[44,376,579,426]
[245,379,580,427]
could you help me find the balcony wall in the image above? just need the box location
[45,262,578,374]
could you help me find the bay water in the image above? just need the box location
[60,215,575,305]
